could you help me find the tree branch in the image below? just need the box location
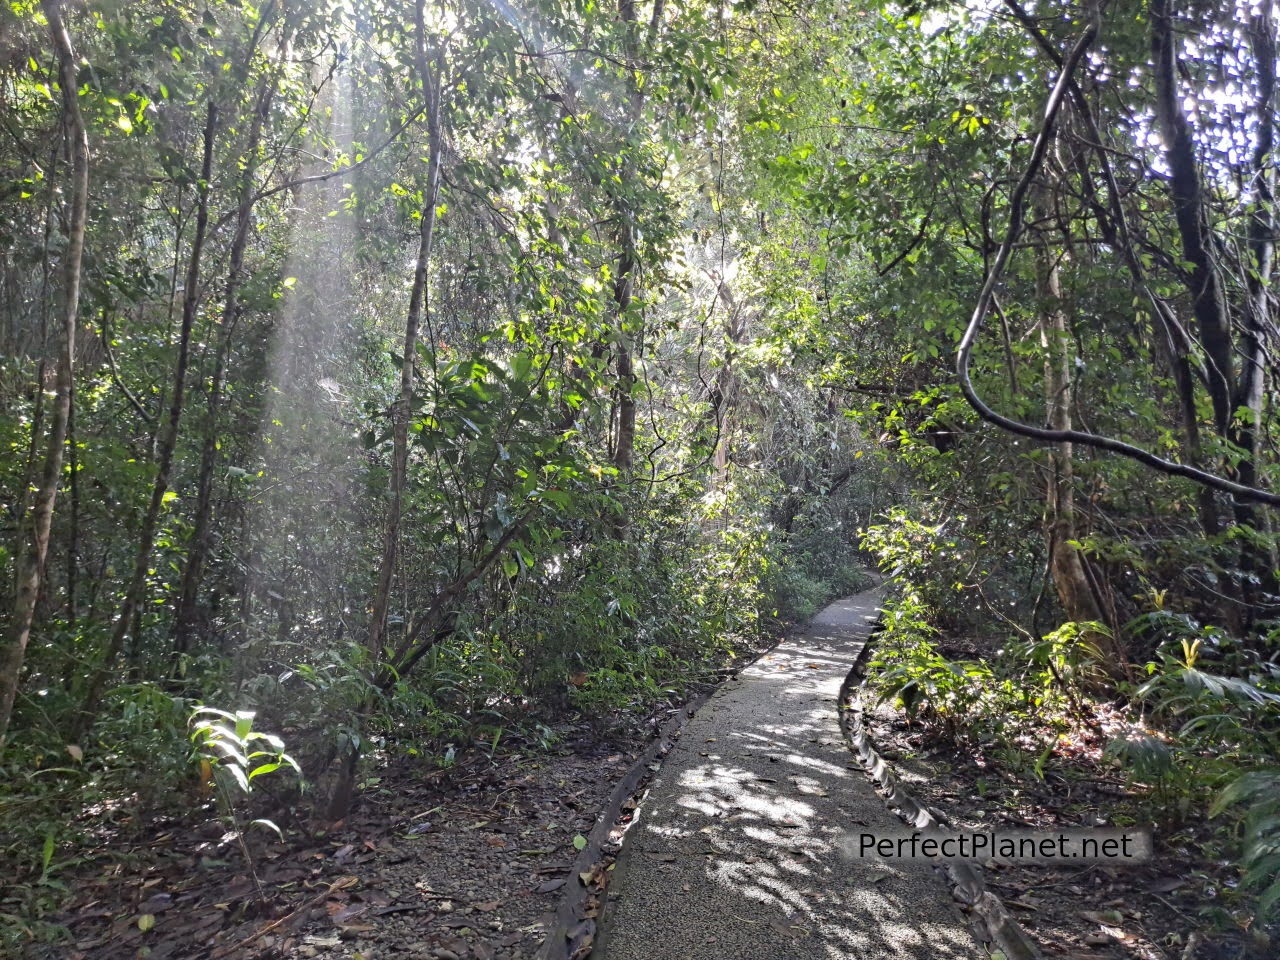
[956,4,1280,507]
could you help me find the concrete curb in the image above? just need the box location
[536,690,714,960]
[837,629,1042,960]
[538,592,882,960]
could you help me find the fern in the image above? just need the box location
[1212,769,1280,920]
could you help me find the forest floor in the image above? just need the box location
[30,720,650,960]
[863,701,1268,960]
[18,594,1274,960]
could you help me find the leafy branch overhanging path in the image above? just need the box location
[955,3,1280,508]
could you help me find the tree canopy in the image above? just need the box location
[3,0,1280,950]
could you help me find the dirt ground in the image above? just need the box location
[28,722,647,960]
[860,698,1272,960]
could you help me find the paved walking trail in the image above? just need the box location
[594,590,979,960]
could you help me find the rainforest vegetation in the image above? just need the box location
[3,0,1280,954]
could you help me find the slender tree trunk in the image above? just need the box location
[79,104,217,727]
[1036,244,1102,628]
[1032,185,1122,673]
[365,0,444,672]
[611,249,637,475]
[66,374,78,628]
[174,52,286,656]
[328,0,445,820]
[607,0,662,498]
[0,0,89,748]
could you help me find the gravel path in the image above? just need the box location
[594,591,979,960]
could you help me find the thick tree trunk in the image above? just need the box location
[1151,0,1235,435]
[0,0,89,748]
[1153,0,1275,606]
[1230,0,1277,589]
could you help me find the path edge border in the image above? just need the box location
[537,584,881,959]
[837,624,1043,960]
[535,687,715,960]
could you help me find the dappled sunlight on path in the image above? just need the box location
[596,591,978,959]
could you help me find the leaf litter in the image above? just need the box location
[30,722,642,960]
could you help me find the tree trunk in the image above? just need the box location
[1151,0,1235,435]
[327,0,445,820]
[1037,248,1101,626]
[1229,0,1277,591]
[79,104,217,727]
[174,36,289,656]
[364,0,444,672]
[611,250,637,475]
[0,0,89,748]
[1152,0,1274,609]
[1032,186,1121,672]
[606,0,662,504]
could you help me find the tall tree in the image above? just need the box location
[0,0,89,747]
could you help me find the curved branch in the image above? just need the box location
[955,6,1280,507]
[208,102,429,240]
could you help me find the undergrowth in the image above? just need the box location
[860,508,1280,935]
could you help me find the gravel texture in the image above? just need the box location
[595,592,979,960]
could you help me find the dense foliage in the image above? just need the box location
[3,0,1280,945]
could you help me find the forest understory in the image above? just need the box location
[5,0,1280,955]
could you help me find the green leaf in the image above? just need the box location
[250,818,284,839]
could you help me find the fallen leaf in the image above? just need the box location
[769,918,800,938]
[1082,910,1125,926]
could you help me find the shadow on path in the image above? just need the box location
[594,591,978,960]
